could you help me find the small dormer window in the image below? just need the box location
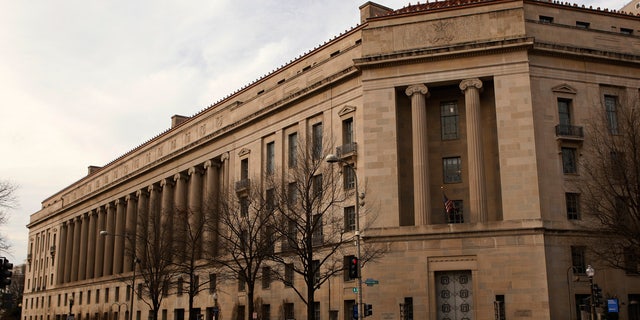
[539,15,553,23]
[576,21,590,29]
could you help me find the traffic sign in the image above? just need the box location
[364,278,379,286]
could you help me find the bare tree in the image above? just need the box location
[172,206,215,320]
[209,180,279,320]
[579,96,640,273]
[0,181,17,254]
[268,137,367,320]
[134,190,179,320]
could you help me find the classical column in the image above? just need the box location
[64,219,74,283]
[174,173,188,261]
[460,78,487,223]
[103,202,116,276]
[406,84,431,225]
[160,178,175,247]
[203,159,221,257]
[57,222,68,284]
[70,216,82,282]
[94,206,106,278]
[188,166,204,259]
[85,209,97,279]
[78,213,89,281]
[113,199,126,274]
[148,184,161,258]
[136,189,149,267]
[220,152,229,193]
[124,194,138,273]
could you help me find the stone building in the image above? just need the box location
[22,1,640,320]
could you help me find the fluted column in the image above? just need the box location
[124,194,138,273]
[113,199,126,274]
[94,206,106,278]
[70,216,81,282]
[103,202,116,276]
[85,209,97,279]
[174,173,189,261]
[78,213,89,280]
[406,84,431,225]
[203,160,220,257]
[136,189,149,267]
[460,78,487,223]
[57,222,68,284]
[188,166,204,259]
[148,184,161,255]
[160,178,175,248]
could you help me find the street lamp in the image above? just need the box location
[101,230,137,320]
[325,154,364,320]
[586,265,595,320]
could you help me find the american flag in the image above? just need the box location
[443,193,455,214]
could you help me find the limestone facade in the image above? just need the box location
[23,1,640,320]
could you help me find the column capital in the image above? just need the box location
[136,189,149,198]
[113,198,123,207]
[174,172,188,182]
[459,78,483,92]
[188,166,204,176]
[125,193,138,203]
[160,178,175,188]
[405,84,429,97]
[204,159,221,170]
[148,184,161,193]
[220,152,230,162]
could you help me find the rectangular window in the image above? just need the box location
[566,193,580,220]
[312,122,323,160]
[440,101,459,140]
[162,280,169,297]
[209,273,217,294]
[313,301,321,320]
[624,248,639,274]
[261,304,271,320]
[443,157,462,183]
[558,98,572,126]
[284,263,294,287]
[284,219,297,251]
[96,289,100,304]
[266,188,275,213]
[312,214,323,246]
[266,142,275,175]
[287,182,298,205]
[238,273,246,292]
[445,200,464,224]
[177,278,184,296]
[342,118,354,144]
[313,174,323,199]
[262,267,271,289]
[571,246,586,274]
[621,27,634,35]
[539,15,554,23]
[343,165,355,190]
[495,295,506,320]
[87,290,91,305]
[562,147,577,174]
[344,206,356,232]
[284,303,294,320]
[105,288,109,303]
[402,297,414,320]
[126,285,130,301]
[576,21,590,28]
[137,284,142,300]
[605,95,619,134]
[193,275,200,295]
[288,132,298,168]
[240,196,249,217]
[240,158,249,180]
[115,287,119,302]
[79,292,82,305]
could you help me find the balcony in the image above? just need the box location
[555,124,584,141]
[336,142,357,159]
[235,178,251,193]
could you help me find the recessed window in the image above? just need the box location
[440,101,459,140]
[266,142,275,175]
[561,147,577,174]
[343,165,355,190]
[284,263,294,287]
[571,246,586,274]
[565,193,580,220]
[576,21,590,29]
[262,266,271,289]
[445,200,464,224]
[312,122,323,160]
[342,118,354,145]
[240,158,249,180]
[288,132,298,168]
[443,157,462,183]
[344,206,356,232]
[621,28,634,35]
[605,95,619,134]
[539,15,554,23]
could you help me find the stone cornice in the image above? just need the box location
[354,37,535,69]
[531,41,640,65]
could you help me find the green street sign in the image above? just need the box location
[353,287,358,293]
[364,278,379,286]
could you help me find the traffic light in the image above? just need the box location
[365,304,373,317]
[0,258,11,288]
[593,284,603,306]
[348,255,359,279]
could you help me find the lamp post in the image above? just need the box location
[325,154,364,320]
[586,265,595,320]
[101,230,136,320]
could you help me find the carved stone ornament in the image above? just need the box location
[405,84,429,97]
[338,105,357,116]
[459,78,483,92]
[238,148,251,157]
[551,83,577,94]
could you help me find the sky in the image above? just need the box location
[0,0,631,264]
